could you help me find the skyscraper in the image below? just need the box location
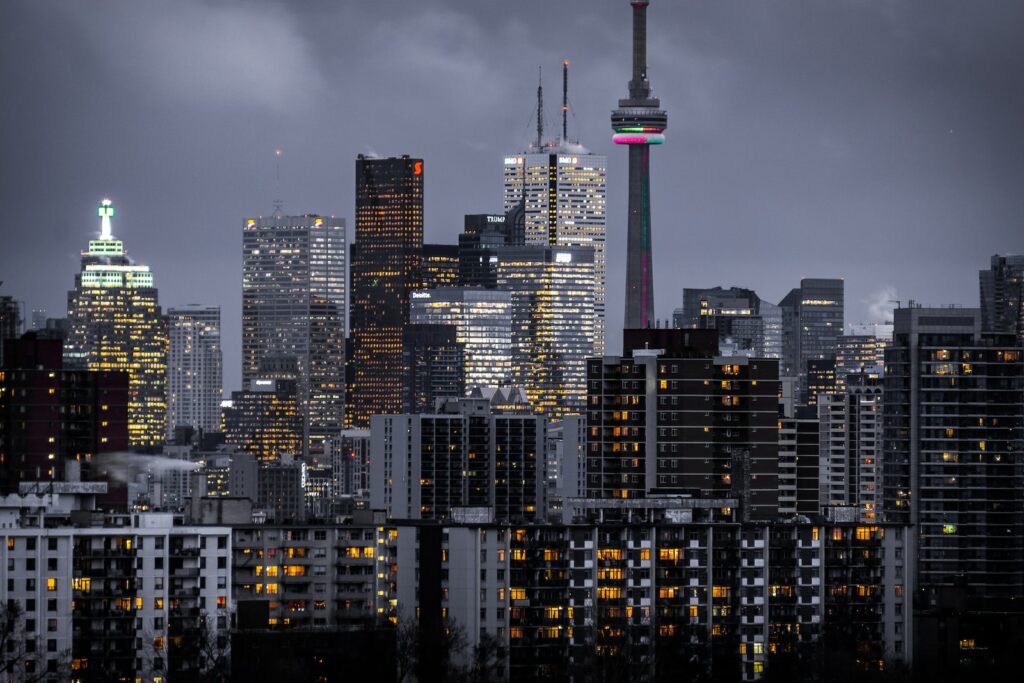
[167,306,222,438]
[65,199,168,448]
[402,324,465,414]
[370,394,545,522]
[223,377,303,462]
[882,307,1023,601]
[409,287,512,392]
[585,329,780,519]
[421,243,460,289]
[979,253,1024,341]
[778,278,845,403]
[674,286,782,359]
[348,155,424,428]
[504,68,606,352]
[242,211,345,454]
[611,0,667,330]
[494,245,596,417]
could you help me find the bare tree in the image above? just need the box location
[0,601,70,683]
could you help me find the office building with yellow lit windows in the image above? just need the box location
[65,199,168,449]
[348,155,424,428]
[503,145,607,355]
[242,211,345,456]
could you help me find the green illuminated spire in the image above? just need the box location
[98,198,115,239]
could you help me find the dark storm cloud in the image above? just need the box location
[2,0,1022,391]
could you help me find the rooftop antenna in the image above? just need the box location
[273,148,284,214]
[536,66,544,150]
[562,59,569,141]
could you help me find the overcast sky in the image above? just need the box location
[2,0,1022,392]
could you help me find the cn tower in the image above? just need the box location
[612,0,667,330]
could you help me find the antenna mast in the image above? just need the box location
[562,60,569,141]
[273,149,283,213]
[536,66,543,150]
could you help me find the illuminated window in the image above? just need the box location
[639,548,650,561]
[510,588,526,601]
[659,548,681,561]
[72,577,91,592]
[688,605,699,618]
[712,586,729,598]
[265,583,279,595]
[46,578,57,591]
[811,527,820,541]
[597,587,623,600]
[512,549,527,561]
[753,662,764,673]
[155,598,164,610]
[265,566,279,577]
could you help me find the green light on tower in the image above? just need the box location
[98,198,115,240]
[98,199,115,219]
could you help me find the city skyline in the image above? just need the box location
[1,3,1023,680]
[2,0,1022,393]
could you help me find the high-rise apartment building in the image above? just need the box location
[777,406,821,517]
[242,211,345,454]
[495,245,596,417]
[674,287,782,359]
[818,375,882,521]
[835,333,886,389]
[778,278,844,403]
[979,253,1024,341]
[882,306,1024,674]
[882,307,1023,601]
[348,155,424,428]
[65,199,168,448]
[409,287,512,392]
[397,519,912,681]
[585,329,780,519]
[0,335,129,490]
[370,394,545,522]
[167,306,222,438]
[1,489,232,683]
[0,293,21,366]
[503,148,606,351]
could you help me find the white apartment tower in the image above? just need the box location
[167,306,222,437]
